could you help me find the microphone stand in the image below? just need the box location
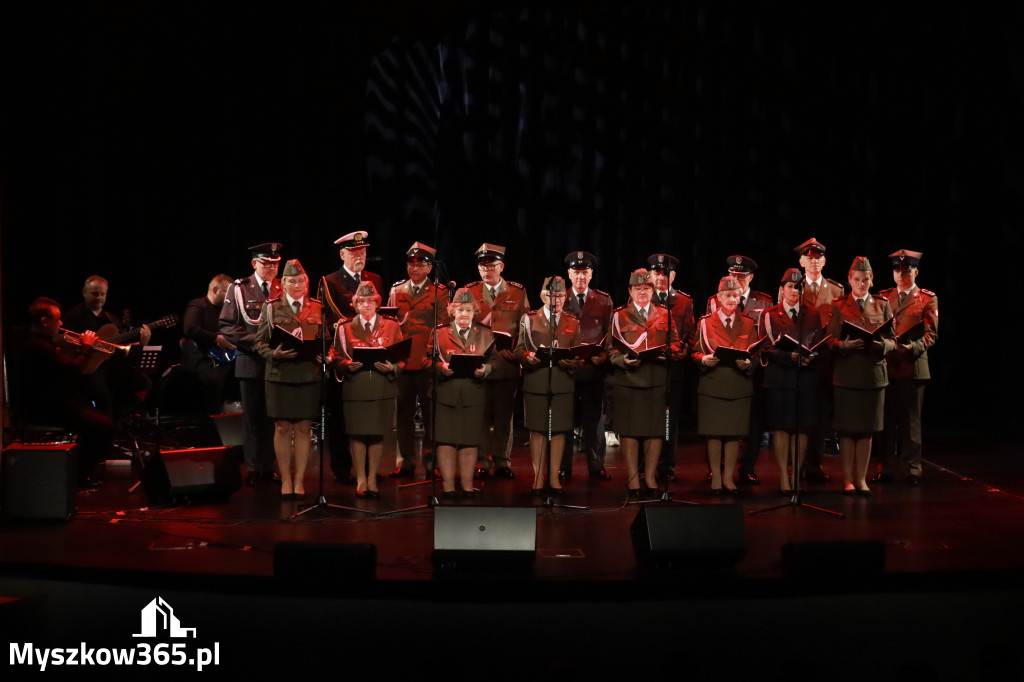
[291,279,374,520]
[750,287,842,519]
[540,294,588,512]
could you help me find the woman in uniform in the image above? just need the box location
[514,276,582,496]
[424,288,494,499]
[606,269,683,499]
[255,259,323,499]
[759,269,824,493]
[692,277,757,494]
[827,257,895,495]
[332,282,403,499]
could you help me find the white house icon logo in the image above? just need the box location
[132,597,197,638]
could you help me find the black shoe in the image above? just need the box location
[871,472,894,484]
[531,488,545,498]
[802,469,831,484]
[388,467,415,479]
[589,469,612,481]
[856,487,872,497]
[558,469,570,483]
[642,486,660,500]
[473,467,489,480]
[366,490,380,500]
[461,489,476,499]
[906,475,922,486]
[737,472,760,486]
[494,467,515,480]
[546,487,563,498]
[443,490,458,500]
[627,489,642,501]
[655,471,677,482]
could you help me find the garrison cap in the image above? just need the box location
[781,268,804,285]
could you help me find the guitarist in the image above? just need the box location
[182,274,237,416]
[64,275,153,418]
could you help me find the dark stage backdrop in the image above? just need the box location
[1,3,1020,433]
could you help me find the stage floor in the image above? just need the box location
[2,427,1023,679]
[2,428,1022,584]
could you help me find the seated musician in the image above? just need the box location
[15,297,115,487]
[63,275,152,417]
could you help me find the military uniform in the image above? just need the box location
[606,303,684,438]
[707,288,772,476]
[693,311,758,436]
[219,272,282,475]
[561,285,612,476]
[322,267,384,327]
[514,309,581,433]
[759,303,825,431]
[333,313,404,435]
[388,278,449,472]
[254,295,324,419]
[827,294,896,433]
[879,284,938,478]
[466,278,530,471]
[425,322,496,447]
[801,277,845,329]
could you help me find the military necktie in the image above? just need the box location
[263,282,270,298]
[790,308,798,322]
[577,293,585,308]
[293,300,301,315]
[857,298,866,312]
[739,296,746,312]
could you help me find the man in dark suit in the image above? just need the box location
[648,253,695,482]
[706,255,772,484]
[466,243,530,479]
[877,249,938,486]
[219,243,283,486]
[559,250,613,482]
[795,237,845,483]
[320,231,384,482]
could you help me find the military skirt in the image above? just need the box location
[523,391,574,433]
[266,380,320,420]
[833,386,885,434]
[613,385,669,439]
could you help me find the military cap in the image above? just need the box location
[281,259,306,278]
[726,255,758,274]
[794,238,827,256]
[628,269,653,287]
[335,231,370,249]
[248,242,283,261]
[850,256,873,272]
[475,243,506,262]
[647,253,680,272]
[406,242,437,263]
[564,250,597,270]
[889,249,922,270]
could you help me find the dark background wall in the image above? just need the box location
[2,3,1020,435]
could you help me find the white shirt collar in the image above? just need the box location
[717,309,735,325]
[285,293,304,309]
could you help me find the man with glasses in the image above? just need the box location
[219,242,283,486]
[466,243,530,479]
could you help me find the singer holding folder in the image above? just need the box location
[332,282,403,499]
[827,257,896,496]
[607,269,683,499]
[424,288,495,498]
[693,277,757,495]
[515,276,581,496]
[759,268,825,493]
[255,259,323,499]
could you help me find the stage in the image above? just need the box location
[1,426,1022,679]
